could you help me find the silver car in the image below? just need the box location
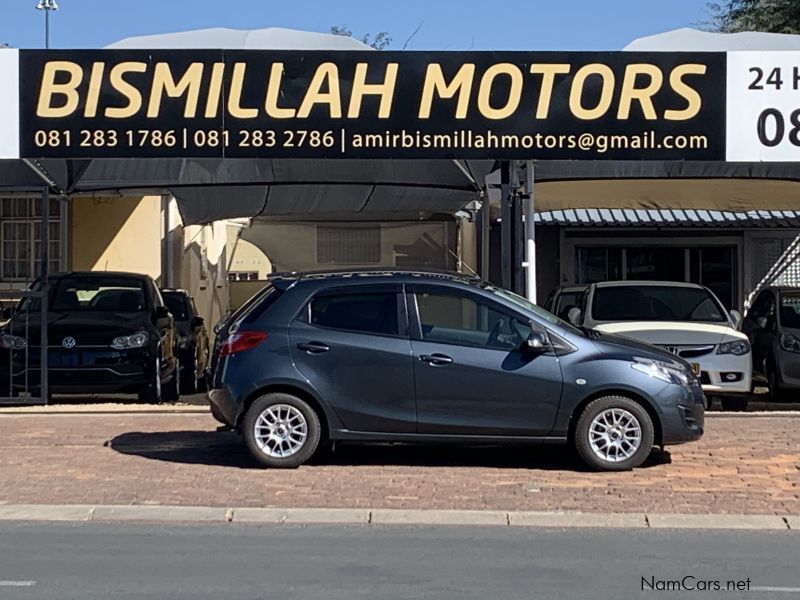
[742,286,800,402]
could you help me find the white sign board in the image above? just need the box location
[0,49,19,160]
[727,51,800,162]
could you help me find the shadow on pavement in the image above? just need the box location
[108,430,672,471]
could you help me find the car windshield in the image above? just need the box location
[592,285,727,323]
[49,277,147,312]
[163,293,189,321]
[780,291,800,328]
[484,285,584,336]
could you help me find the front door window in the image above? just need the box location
[415,291,531,351]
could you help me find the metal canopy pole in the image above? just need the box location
[500,161,511,290]
[523,160,537,303]
[510,162,524,295]
[479,189,490,281]
[39,186,49,403]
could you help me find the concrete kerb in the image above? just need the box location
[0,505,795,530]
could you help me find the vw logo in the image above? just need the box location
[62,336,77,349]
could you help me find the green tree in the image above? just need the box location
[329,25,392,50]
[707,0,800,33]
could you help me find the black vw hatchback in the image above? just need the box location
[0,272,180,402]
[209,270,705,471]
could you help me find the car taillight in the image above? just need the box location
[220,331,268,357]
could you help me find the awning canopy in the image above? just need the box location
[0,27,488,224]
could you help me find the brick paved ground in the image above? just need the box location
[0,411,798,514]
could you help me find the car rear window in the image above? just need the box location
[309,292,398,336]
[163,293,189,320]
[592,285,727,322]
[233,284,282,327]
[51,276,147,312]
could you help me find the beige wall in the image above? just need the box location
[69,194,230,338]
[70,195,162,278]
[226,226,273,279]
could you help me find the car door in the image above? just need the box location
[289,284,417,433]
[408,285,564,436]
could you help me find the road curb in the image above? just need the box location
[0,505,795,530]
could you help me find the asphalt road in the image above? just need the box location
[0,523,798,599]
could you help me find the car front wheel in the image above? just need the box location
[243,393,321,468]
[574,396,655,471]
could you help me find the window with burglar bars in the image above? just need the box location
[0,196,61,282]
[317,225,381,264]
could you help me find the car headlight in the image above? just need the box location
[111,331,149,350]
[0,334,27,350]
[631,358,689,386]
[716,339,751,356]
[780,333,800,354]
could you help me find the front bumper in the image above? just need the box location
[689,352,752,395]
[0,347,150,393]
[658,380,706,445]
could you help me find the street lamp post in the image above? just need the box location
[35,0,59,49]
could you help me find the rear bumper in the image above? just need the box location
[208,387,239,427]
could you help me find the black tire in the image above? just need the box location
[137,357,162,403]
[243,393,321,468]
[181,356,198,395]
[162,357,180,403]
[720,395,749,412]
[574,396,655,471]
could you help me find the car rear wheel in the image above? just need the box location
[181,355,198,395]
[574,396,654,471]
[243,393,321,468]
[162,357,180,403]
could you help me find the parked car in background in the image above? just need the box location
[542,285,587,321]
[0,272,180,402]
[567,281,752,411]
[741,286,800,402]
[162,289,210,394]
[209,269,704,472]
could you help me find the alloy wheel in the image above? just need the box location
[253,404,309,458]
[588,407,642,463]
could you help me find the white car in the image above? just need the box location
[567,281,752,409]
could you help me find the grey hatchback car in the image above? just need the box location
[209,270,705,471]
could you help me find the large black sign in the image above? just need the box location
[18,50,726,160]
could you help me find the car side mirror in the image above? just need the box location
[192,316,205,328]
[567,306,582,326]
[154,306,171,320]
[729,309,742,328]
[1,306,14,320]
[523,330,548,354]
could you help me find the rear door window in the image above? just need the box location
[309,292,399,337]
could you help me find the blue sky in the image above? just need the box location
[1,0,710,50]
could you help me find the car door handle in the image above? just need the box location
[420,353,454,365]
[297,342,330,354]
